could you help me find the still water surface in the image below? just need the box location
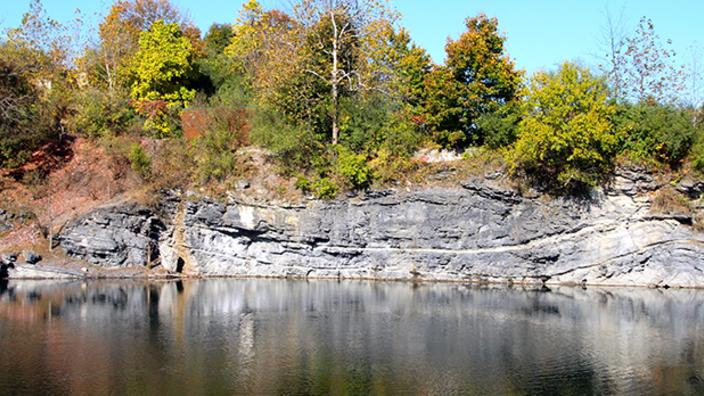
[0,279,703,395]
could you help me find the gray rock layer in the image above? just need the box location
[57,174,704,288]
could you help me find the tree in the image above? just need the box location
[90,0,191,93]
[0,0,77,164]
[509,63,617,190]
[292,0,396,145]
[116,0,187,32]
[129,20,196,136]
[597,4,627,101]
[0,56,42,166]
[204,23,234,55]
[224,1,299,105]
[364,23,432,111]
[423,14,522,149]
[623,17,684,103]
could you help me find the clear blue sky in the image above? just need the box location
[1,0,702,74]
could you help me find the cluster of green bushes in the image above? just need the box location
[2,0,703,198]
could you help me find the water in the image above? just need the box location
[0,279,703,395]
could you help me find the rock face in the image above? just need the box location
[58,203,165,267]
[57,171,704,288]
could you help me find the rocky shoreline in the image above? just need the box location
[5,168,704,288]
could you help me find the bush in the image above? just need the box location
[333,146,371,189]
[368,148,416,185]
[615,103,698,167]
[250,106,323,173]
[509,63,617,191]
[312,177,339,200]
[193,108,248,183]
[128,143,151,179]
[69,88,138,138]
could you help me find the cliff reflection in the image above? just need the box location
[1,280,703,395]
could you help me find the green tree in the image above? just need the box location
[204,23,234,55]
[509,62,617,191]
[365,24,432,112]
[129,20,196,136]
[424,14,522,149]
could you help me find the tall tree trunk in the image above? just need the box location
[331,11,340,145]
[331,81,339,145]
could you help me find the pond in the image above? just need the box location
[0,279,703,395]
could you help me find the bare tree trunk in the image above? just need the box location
[330,11,340,145]
[331,76,339,145]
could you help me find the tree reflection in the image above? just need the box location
[0,280,703,395]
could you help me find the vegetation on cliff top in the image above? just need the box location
[1,0,704,198]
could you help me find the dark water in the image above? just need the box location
[0,280,703,395]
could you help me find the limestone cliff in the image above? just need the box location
[54,169,704,288]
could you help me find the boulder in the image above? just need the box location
[22,251,42,265]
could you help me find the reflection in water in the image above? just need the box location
[1,280,703,395]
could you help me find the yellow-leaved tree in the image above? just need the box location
[129,20,196,137]
[509,62,617,191]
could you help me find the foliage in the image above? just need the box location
[224,1,298,106]
[193,108,249,183]
[423,14,523,149]
[691,137,704,173]
[292,0,398,144]
[88,0,191,92]
[614,103,698,166]
[0,56,44,167]
[311,177,339,199]
[128,143,151,178]
[0,0,78,168]
[204,24,234,55]
[476,102,522,149]
[198,23,250,108]
[367,147,416,184]
[69,88,138,137]
[333,146,371,188]
[365,24,431,111]
[129,20,196,137]
[249,106,323,172]
[509,63,618,191]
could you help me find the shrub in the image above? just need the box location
[509,63,617,191]
[193,108,248,183]
[128,143,151,179]
[333,146,371,189]
[368,148,416,185]
[69,88,137,138]
[250,106,323,173]
[312,177,339,200]
[614,103,698,167]
[692,138,704,172]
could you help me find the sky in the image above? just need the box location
[1,0,703,75]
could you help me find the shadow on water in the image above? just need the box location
[0,279,703,395]
[0,279,7,296]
